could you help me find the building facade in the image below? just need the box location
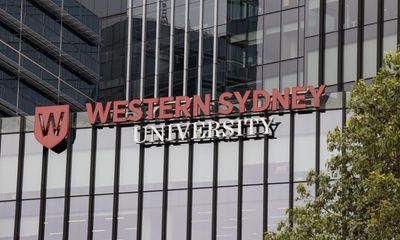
[0,0,399,240]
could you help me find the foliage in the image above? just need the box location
[265,50,400,240]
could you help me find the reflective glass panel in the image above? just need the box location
[383,20,397,56]
[264,13,281,63]
[120,127,140,192]
[22,133,43,199]
[305,0,319,36]
[47,150,66,197]
[69,196,88,239]
[93,195,113,239]
[325,0,338,32]
[44,198,64,239]
[95,128,116,194]
[363,24,377,79]
[0,133,19,200]
[320,110,342,171]
[118,193,138,239]
[168,145,189,189]
[20,200,40,239]
[70,128,92,195]
[217,187,237,240]
[305,36,319,86]
[242,186,263,239]
[343,29,358,82]
[269,114,290,183]
[193,143,213,188]
[218,142,238,186]
[324,32,338,86]
[192,188,212,240]
[384,0,397,20]
[243,139,264,184]
[282,9,298,60]
[0,201,15,239]
[364,0,378,25]
[166,190,187,240]
[144,146,164,191]
[344,0,358,28]
[294,113,316,181]
[268,184,288,231]
[142,191,162,240]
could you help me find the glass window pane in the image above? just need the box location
[0,201,15,239]
[0,134,19,200]
[20,200,40,239]
[47,150,66,197]
[263,63,279,92]
[325,0,339,32]
[269,114,290,183]
[168,145,188,189]
[305,36,319,86]
[118,193,138,239]
[142,191,162,240]
[343,29,358,82]
[192,188,212,240]
[383,20,397,56]
[344,0,358,28]
[44,198,64,238]
[166,190,187,240]
[69,196,88,239]
[217,187,237,240]
[95,128,116,194]
[243,139,264,184]
[264,13,281,63]
[364,0,378,25]
[282,9,298,60]
[120,127,140,192]
[384,0,397,20]
[218,142,238,186]
[305,0,320,36]
[294,113,316,181]
[268,184,288,231]
[144,147,164,191]
[265,0,281,13]
[281,59,298,89]
[22,133,43,199]
[193,143,213,188]
[324,32,338,86]
[320,110,342,171]
[71,128,92,196]
[93,195,113,239]
[363,24,377,79]
[242,186,263,240]
[283,0,298,9]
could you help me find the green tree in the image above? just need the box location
[265,50,400,240]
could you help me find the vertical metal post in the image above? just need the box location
[140,0,147,100]
[212,0,218,100]
[112,126,122,240]
[38,147,49,240]
[183,0,190,95]
[87,127,97,240]
[197,0,204,96]
[126,0,134,101]
[14,117,25,240]
[168,0,175,96]
[154,0,161,98]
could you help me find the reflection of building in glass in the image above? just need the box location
[0,0,101,115]
[0,0,399,239]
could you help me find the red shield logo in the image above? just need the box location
[34,105,70,150]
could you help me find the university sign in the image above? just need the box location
[34,85,326,152]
